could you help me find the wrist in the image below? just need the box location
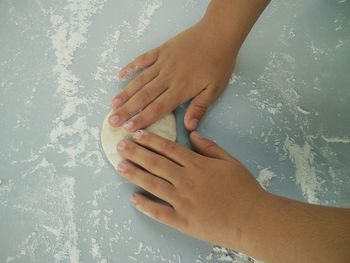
[200,0,270,55]
[200,7,242,53]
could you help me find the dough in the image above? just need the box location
[101,111,176,169]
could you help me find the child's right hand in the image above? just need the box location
[116,130,266,253]
[108,18,238,132]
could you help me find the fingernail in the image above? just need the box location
[189,119,199,130]
[117,140,126,151]
[133,130,144,140]
[112,98,122,108]
[192,131,203,139]
[109,115,120,126]
[123,121,134,131]
[117,161,128,172]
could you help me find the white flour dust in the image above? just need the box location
[91,238,108,263]
[129,242,182,263]
[283,136,320,204]
[257,168,277,190]
[5,176,79,263]
[198,246,263,263]
[94,30,121,84]
[136,0,163,39]
[49,0,107,170]
[321,136,350,144]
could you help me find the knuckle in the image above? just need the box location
[136,73,147,85]
[146,177,158,192]
[118,90,129,101]
[136,112,152,127]
[162,140,177,153]
[124,142,136,154]
[132,114,144,127]
[193,104,208,114]
[148,157,159,168]
[138,53,147,63]
[151,102,163,114]
[138,88,152,102]
[117,108,130,121]
[205,141,217,152]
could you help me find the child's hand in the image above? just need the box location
[116,130,265,251]
[109,20,237,131]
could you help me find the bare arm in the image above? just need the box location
[116,130,350,263]
[243,193,350,262]
[202,0,270,52]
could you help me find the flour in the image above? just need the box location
[94,30,121,83]
[203,246,263,263]
[258,52,300,107]
[321,136,350,144]
[283,136,320,204]
[4,0,110,261]
[129,242,182,263]
[56,177,80,263]
[49,0,107,170]
[257,168,276,190]
[5,176,79,263]
[296,106,310,115]
[91,238,108,263]
[136,0,163,39]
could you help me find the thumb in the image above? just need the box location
[190,131,232,160]
[184,87,218,131]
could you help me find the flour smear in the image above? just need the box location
[283,136,320,204]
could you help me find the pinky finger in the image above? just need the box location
[118,48,159,80]
[131,193,177,227]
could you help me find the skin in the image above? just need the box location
[108,0,270,132]
[116,130,350,263]
[109,0,350,262]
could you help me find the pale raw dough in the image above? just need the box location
[101,111,176,169]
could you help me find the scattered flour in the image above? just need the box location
[202,246,263,263]
[129,242,182,263]
[283,136,320,204]
[229,73,240,85]
[258,52,300,107]
[257,168,277,190]
[5,177,79,263]
[136,0,163,39]
[321,136,350,144]
[48,0,107,170]
[91,238,108,263]
[296,106,311,115]
[94,30,121,84]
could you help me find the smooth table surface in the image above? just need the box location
[1,0,350,262]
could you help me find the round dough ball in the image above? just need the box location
[101,111,176,169]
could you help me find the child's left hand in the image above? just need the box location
[116,130,266,251]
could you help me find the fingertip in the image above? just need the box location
[188,118,199,131]
[109,115,120,127]
[190,130,203,142]
[191,130,202,138]
[111,97,122,108]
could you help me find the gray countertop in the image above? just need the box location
[1,0,349,262]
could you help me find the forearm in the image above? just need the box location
[201,0,270,54]
[242,193,350,262]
